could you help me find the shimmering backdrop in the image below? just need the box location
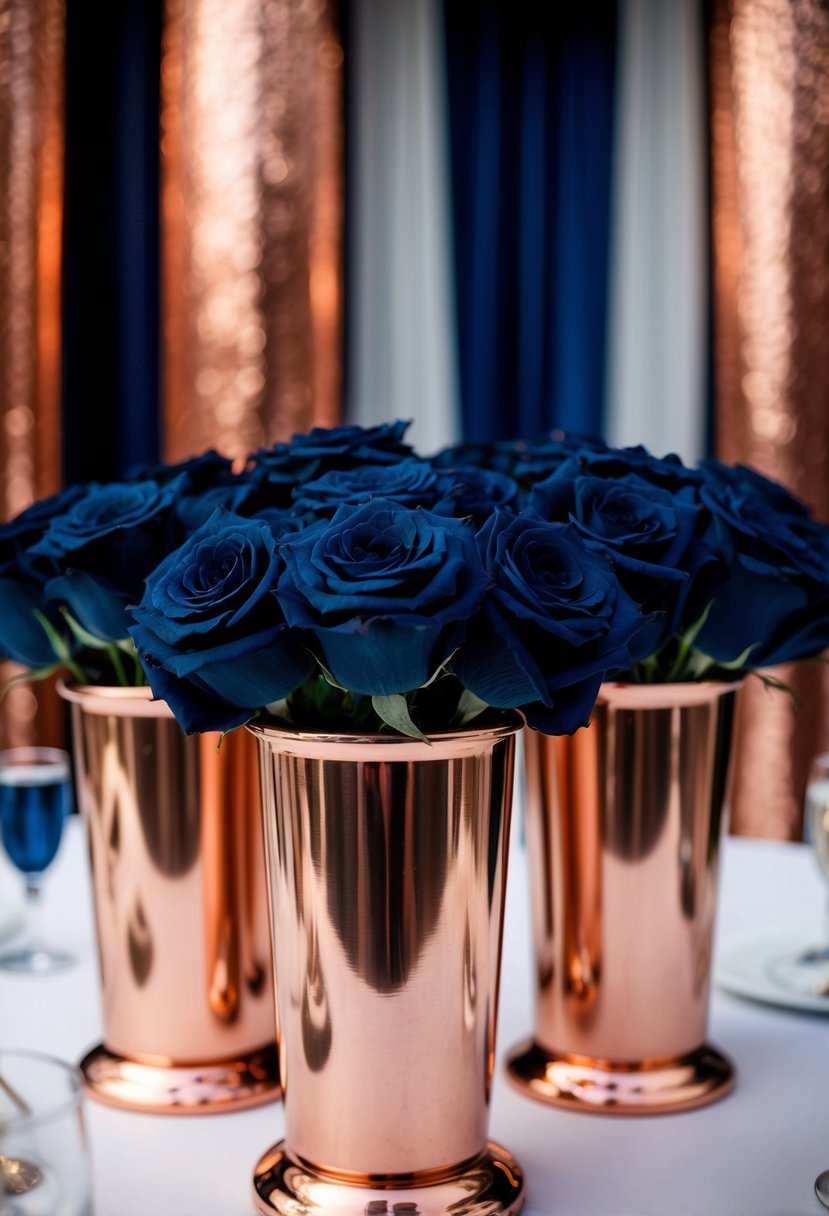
[1,0,828,837]
[0,0,64,749]
[161,0,343,462]
[711,0,829,836]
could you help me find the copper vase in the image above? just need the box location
[60,684,280,1114]
[507,683,739,1115]
[249,716,525,1216]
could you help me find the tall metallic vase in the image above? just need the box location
[249,718,525,1216]
[60,685,280,1114]
[507,683,739,1115]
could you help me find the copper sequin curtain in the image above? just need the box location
[710,0,829,838]
[160,0,343,462]
[0,0,65,749]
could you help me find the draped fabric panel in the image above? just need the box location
[62,0,161,484]
[161,0,344,463]
[346,0,460,456]
[605,0,708,464]
[444,2,617,444]
[0,0,65,748]
[710,0,829,839]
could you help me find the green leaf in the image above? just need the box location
[682,601,715,650]
[452,689,489,727]
[33,609,74,663]
[58,608,113,652]
[421,651,458,689]
[684,650,716,680]
[712,643,758,672]
[371,694,430,743]
[312,656,350,693]
[217,717,254,750]
[665,602,716,682]
[107,644,129,687]
[31,610,87,682]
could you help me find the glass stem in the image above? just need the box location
[24,876,45,956]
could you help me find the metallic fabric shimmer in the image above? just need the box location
[160,0,343,463]
[0,0,65,749]
[710,0,829,838]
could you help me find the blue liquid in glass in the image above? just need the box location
[0,767,71,875]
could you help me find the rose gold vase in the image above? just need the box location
[507,682,740,1115]
[60,684,280,1114]
[249,716,525,1216]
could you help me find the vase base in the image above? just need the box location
[80,1041,281,1115]
[252,1141,525,1215]
[505,1039,735,1115]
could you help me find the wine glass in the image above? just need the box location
[0,747,74,974]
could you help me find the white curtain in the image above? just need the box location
[605,0,708,464]
[347,0,461,455]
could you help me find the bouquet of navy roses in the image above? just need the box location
[1,421,828,740]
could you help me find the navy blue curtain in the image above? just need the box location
[63,0,161,485]
[444,2,617,443]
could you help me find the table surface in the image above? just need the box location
[1,811,828,1216]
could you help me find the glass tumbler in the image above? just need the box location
[0,1049,92,1215]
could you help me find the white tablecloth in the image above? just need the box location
[1,815,827,1216]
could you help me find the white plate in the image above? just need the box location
[0,898,24,946]
[715,924,829,1015]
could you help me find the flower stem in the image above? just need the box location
[108,645,128,687]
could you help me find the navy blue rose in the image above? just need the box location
[250,507,306,537]
[432,432,608,499]
[292,459,456,520]
[129,510,313,733]
[448,466,520,525]
[283,421,413,463]
[0,486,87,666]
[32,480,182,642]
[552,443,703,494]
[431,439,524,476]
[511,431,610,490]
[128,448,234,487]
[453,512,643,734]
[530,471,723,656]
[278,499,488,696]
[0,578,65,669]
[128,450,260,532]
[695,461,829,666]
[0,485,86,579]
[249,421,415,508]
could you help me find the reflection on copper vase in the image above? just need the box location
[507,683,739,1115]
[249,717,525,1216]
[60,684,279,1114]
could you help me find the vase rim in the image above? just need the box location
[247,710,522,759]
[598,679,744,710]
[56,680,172,718]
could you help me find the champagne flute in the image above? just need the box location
[0,747,74,974]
